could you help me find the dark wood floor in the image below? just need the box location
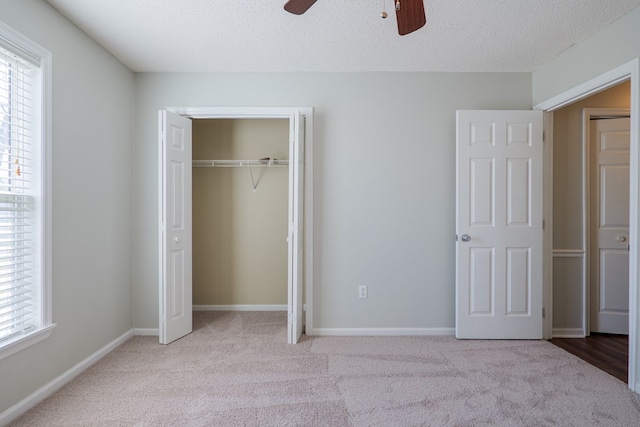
[549,333,628,383]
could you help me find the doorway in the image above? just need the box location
[539,68,638,389]
[551,87,630,383]
[549,83,630,339]
[158,107,313,345]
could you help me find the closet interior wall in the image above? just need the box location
[192,119,289,306]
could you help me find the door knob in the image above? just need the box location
[174,236,181,243]
[617,236,627,243]
[461,234,471,242]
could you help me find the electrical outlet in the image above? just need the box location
[358,285,368,299]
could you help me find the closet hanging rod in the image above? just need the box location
[192,159,289,168]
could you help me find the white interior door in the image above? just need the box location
[590,117,630,334]
[288,111,304,344]
[159,110,193,345]
[456,110,543,339]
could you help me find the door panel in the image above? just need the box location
[170,250,185,318]
[470,158,494,225]
[456,110,543,339]
[159,110,193,345]
[469,247,493,314]
[507,159,531,225]
[590,117,630,334]
[601,166,629,226]
[507,247,530,314]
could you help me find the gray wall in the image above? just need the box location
[532,7,640,105]
[0,0,135,413]
[133,72,532,331]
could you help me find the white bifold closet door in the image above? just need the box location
[288,110,304,344]
[159,110,193,345]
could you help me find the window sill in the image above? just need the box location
[0,324,57,362]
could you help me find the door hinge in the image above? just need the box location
[455,234,458,242]
[542,220,545,230]
[542,308,545,318]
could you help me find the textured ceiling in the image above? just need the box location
[44,0,640,73]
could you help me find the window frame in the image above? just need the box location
[0,22,53,361]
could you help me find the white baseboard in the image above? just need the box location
[0,329,134,426]
[193,304,287,312]
[133,328,159,336]
[552,328,586,338]
[309,327,455,337]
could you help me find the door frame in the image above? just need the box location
[163,106,314,338]
[535,58,640,392]
[583,108,631,336]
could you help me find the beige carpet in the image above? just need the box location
[10,311,640,426]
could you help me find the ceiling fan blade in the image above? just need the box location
[395,0,426,36]
[284,0,318,15]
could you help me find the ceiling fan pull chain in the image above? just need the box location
[396,0,401,11]
[380,0,388,18]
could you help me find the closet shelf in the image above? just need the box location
[193,159,289,168]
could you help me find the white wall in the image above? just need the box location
[532,7,640,105]
[134,72,532,331]
[0,0,135,414]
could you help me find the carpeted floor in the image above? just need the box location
[10,311,640,426]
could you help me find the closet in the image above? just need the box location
[191,118,289,309]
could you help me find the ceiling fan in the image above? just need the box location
[284,0,426,36]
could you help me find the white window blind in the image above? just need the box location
[0,46,37,342]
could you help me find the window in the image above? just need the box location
[0,22,53,360]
